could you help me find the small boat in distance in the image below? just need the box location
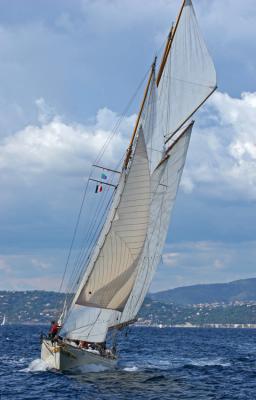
[41,0,217,371]
[1,315,6,326]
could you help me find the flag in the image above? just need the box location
[95,184,103,193]
[101,173,107,180]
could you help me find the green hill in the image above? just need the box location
[150,278,256,305]
[2,278,256,326]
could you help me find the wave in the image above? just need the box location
[187,358,231,367]
[21,358,50,372]
[123,366,139,372]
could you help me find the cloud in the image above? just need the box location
[151,240,256,292]
[0,0,255,292]
[1,91,256,290]
[0,99,135,263]
[0,101,134,180]
[181,91,256,200]
[0,252,62,290]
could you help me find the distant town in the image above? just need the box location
[1,278,256,328]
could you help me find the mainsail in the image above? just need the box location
[60,0,216,343]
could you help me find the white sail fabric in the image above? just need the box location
[141,71,164,173]
[61,305,120,343]
[120,124,192,323]
[157,0,216,140]
[75,131,150,311]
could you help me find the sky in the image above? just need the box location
[0,0,256,292]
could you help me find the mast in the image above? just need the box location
[124,57,156,169]
[156,0,186,87]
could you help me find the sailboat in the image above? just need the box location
[41,0,216,371]
[1,315,6,326]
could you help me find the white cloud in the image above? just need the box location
[181,91,256,200]
[151,240,256,291]
[0,253,57,290]
[0,100,134,182]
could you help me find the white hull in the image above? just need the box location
[41,340,117,371]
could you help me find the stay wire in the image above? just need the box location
[58,169,92,294]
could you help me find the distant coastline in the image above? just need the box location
[136,322,256,329]
[4,322,256,329]
[2,278,256,327]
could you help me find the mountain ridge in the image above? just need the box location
[150,277,256,305]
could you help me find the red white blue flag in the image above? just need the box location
[95,184,103,193]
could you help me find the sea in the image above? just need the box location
[1,325,256,399]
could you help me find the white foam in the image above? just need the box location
[21,358,50,372]
[189,358,231,367]
[123,366,138,372]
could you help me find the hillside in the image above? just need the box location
[150,278,256,305]
[2,286,256,327]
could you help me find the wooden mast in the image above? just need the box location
[156,26,173,87]
[123,57,156,169]
[156,0,187,87]
[124,0,193,168]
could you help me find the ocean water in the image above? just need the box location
[1,325,256,399]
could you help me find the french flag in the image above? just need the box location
[95,184,103,193]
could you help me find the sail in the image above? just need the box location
[75,130,150,311]
[120,123,193,323]
[157,0,216,141]
[141,70,163,173]
[60,305,120,342]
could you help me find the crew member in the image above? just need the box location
[48,320,59,339]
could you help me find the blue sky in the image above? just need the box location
[0,0,256,292]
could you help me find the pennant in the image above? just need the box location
[95,184,103,193]
[101,173,107,180]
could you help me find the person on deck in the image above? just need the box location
[48,320,59,340]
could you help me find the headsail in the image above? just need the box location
[76,131,150,311]
[157,0,216,142]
